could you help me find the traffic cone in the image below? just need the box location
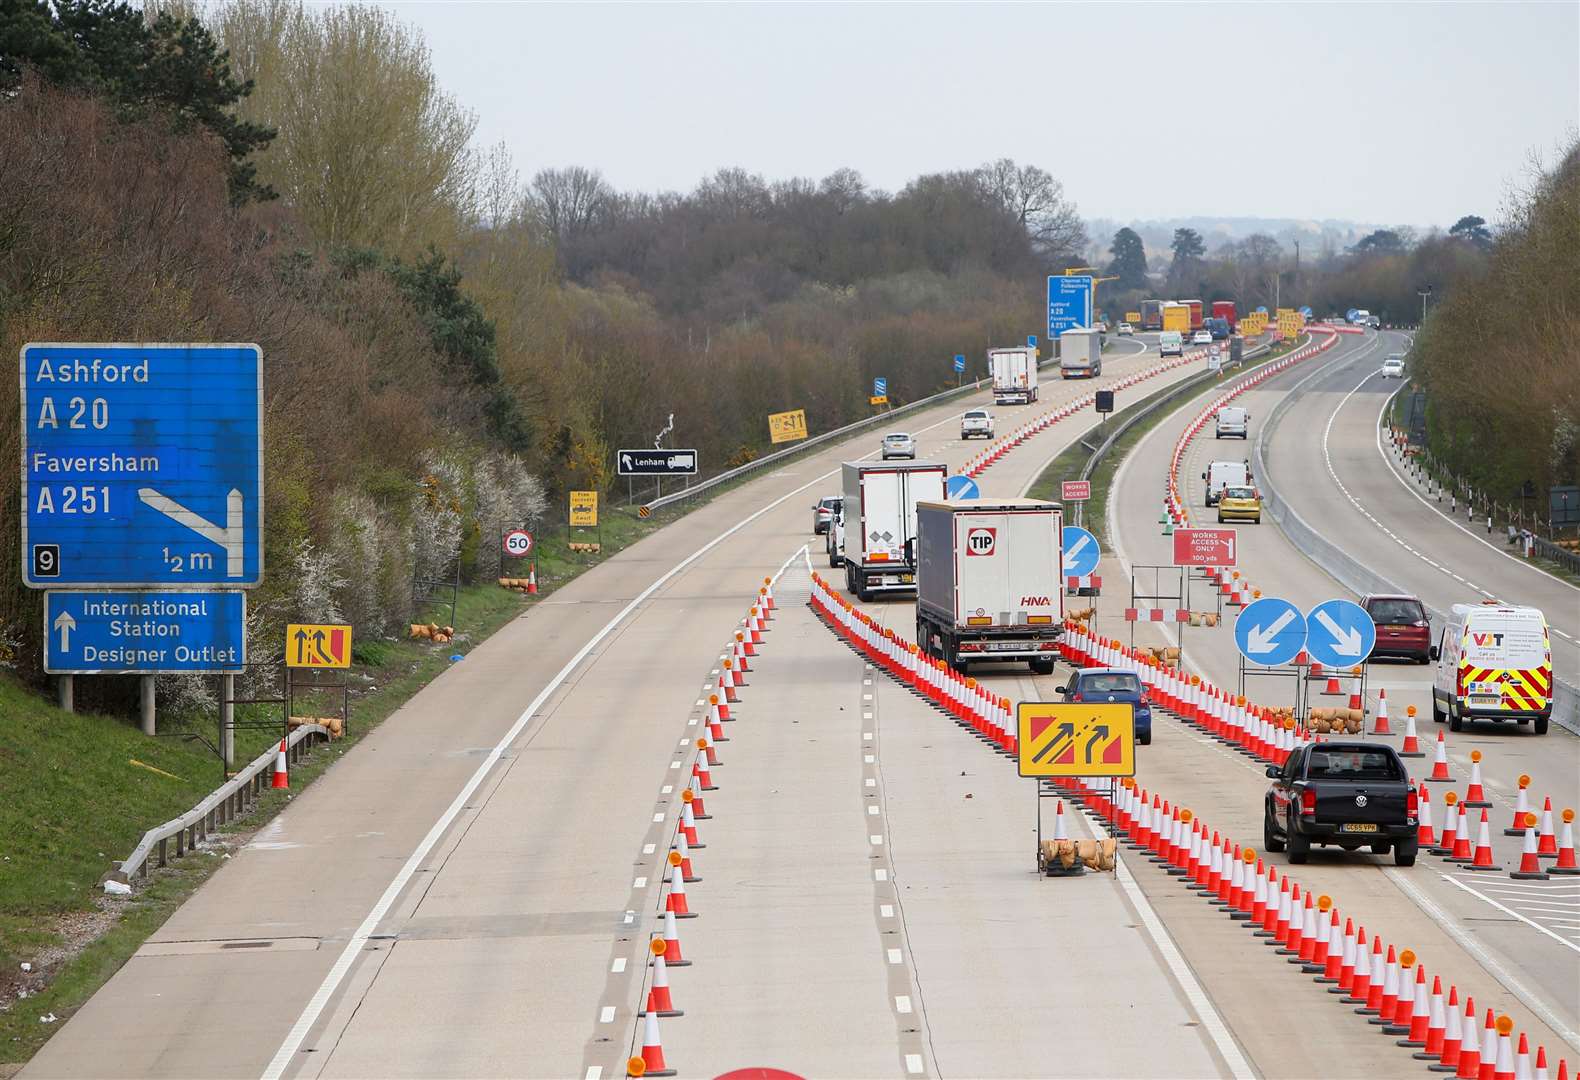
[1388,956,1421,1031]
[1517,1035,1533,1080]
[1462,752,1491,808]
[1532,1047,1549,1080]
[1343,927,1372,1004]
[1468,810,1498,870]
[1418,783,1438,848]
[1552,809,1579,874]
[664,861,697,919]
[1368,686,1387,733]
[698,735,721,768]
[640,943,683,1017]
[1401,706,1424,756]
[659,909,689,967]
[707,699,728,743]
[733,634,751,670]
[1537,799,1559,857]
[1320,909,1345,981]
[683,785,710,822]
[630,1010,676,1077]
[1371,945,1400,1023]
[1511,817,1549,880]
[1495,1017,1516,1080]
[1453,998,1481,1079]
[1436,794,1460,855]
[691,760,716,793]
[1478,1010,1498,1080]
[1433,985,1463,1072]
[1450,805,1474,862]
[271,738,289,789]
[762,577,776,610]
[1323,673,1343,696]
[1399,966,1433,1046]
[672,838,699,884]
[712,691,732,723]
[1506,776,1532,836]
[1427,731,1454,781]
[526,564,538,595]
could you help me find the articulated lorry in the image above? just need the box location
[1212,300,1238,331]
[1185,300,1205,332]
[841,461,948,601]
[1162,301,1191,334]
[915,499,1065,674]
[988,346,1039,405]
[1140,299,1164,331]
[1058,327,1103,378]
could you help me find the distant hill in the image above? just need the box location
[1083,216,1395,265]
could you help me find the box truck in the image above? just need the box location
[1212,300,1238,331]
[988,346,1038,405]
[1140,299,1164,331]
[1162,302,1190,333]
[1058,327,1103,378]
[1185,300,1204,331]
[915,499,1065,674]
[840,461,949,601]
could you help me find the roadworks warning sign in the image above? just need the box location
[1017,702,1135,777]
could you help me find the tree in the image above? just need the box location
[976,158,1086,260]
[1352,229,1407,256]
[1106,227,1148,291]
[1171,227,1206,262]
[1167,227,1206,293]
[1448,215,1492,247]
[528,166,612,244]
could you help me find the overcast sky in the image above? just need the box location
[387,1,1578,228]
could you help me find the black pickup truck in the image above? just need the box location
[1264,741,1418,866]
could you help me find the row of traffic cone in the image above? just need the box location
[633,577,783,1077]
[808,573,1570,1080]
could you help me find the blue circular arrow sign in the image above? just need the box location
[1061,526,1100,577]
[1304,599,1376,669]
[1234,597,1307,667]
[946,475,980,499]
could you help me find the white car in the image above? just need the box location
[881,432,917,459]
[1381,355,1406,378]
[1116,322,1134,336]
[1192,330,1213,345]
[960,409,995,439]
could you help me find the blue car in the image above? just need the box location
[1058,668,1152,745]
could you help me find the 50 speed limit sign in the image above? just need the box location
[502,529,534,558]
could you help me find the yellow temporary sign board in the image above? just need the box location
[1240,312,1267,336]
[286,623,352,669]
[569,490,598,527]
[768,409,808,444]
[870,395,889,406]
[1277,310,1302,339]
[1017,702,1135,777]
[1125,311,1142,324]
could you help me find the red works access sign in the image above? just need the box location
[1061,480,1091,501]
[1173,527,1237,566]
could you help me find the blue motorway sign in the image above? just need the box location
[1305,598,1376,669]
[1234,597,1306,667]
[946,475,980,500]
[874,377,887,397]
[1047,276,1094,337]
[20,344,263,588]
[1026,335,1038,349]
[953,354,967,373]
[44,590,246,674]
[1061,526,1100,577]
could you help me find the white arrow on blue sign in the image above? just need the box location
[1061,525,1099,577]
[1304,599,1376,668]
[1234,597,1307,667]
[874,377,887,397]
[953,355,966,373]
[1047,276,1094,337]
[946,475,980,500]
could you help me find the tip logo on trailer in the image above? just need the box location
[966,527,997,556]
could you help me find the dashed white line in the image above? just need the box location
[868,805,880,816]
[598,1006,616,1024]
[610,958,626,974]
[905,1053,924,1074]
[586,1067,603,1080]
[642,843,656,855]
[895,995,913,1014]
[887,948,903,965]
[880,904,895,918]
[633,876,647,889]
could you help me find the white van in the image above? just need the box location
[1432,603,1553,734]
[1215,406,1248,439]
[1159,331,1184,357]
[1202,460,1250,506]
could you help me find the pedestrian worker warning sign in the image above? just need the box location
[1017,702,1135,777]
[286,623,352,669]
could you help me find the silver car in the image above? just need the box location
[960,410,994,439]
[881,432,917,459]
[1381,355,1406,378]
[812,495,842,534]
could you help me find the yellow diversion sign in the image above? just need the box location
[1017,702,1135,777]
[286,623,352,669]
[569,490,598,526]
[768,409,808,444]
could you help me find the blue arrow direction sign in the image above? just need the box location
[44,590,246,674]
[873,377,887,397]
[21,343,263,588]
[953,354,966,373]
[1061,525,1100,577]
[946,475,980,500]
[1046,276,1094,337]
[1234,597,1307,667]
[1305,598,1376,668]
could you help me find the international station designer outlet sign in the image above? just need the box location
[20,343,264,588]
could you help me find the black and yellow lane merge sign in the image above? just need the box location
[1017,702,1135,778]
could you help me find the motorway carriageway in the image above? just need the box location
[26,336,1236,1080]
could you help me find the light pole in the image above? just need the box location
[1417,284,1433,327]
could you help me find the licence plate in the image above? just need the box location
[900,574,914,583]
[1340,823,1379,833]
[1470,695,1500,706]
[987,642,1024,652]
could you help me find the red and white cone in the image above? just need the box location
[1401,706,1424,756]
[1053,800,1069,841]
[271,738,289,789]
[1418,783,1438,848]
[1427,731,1454,782]
[680,797,705,846]
[1450,805,1474,862]
[683,785,710,822]
[1343,927,1372,1004]
[1373,688,1393,735]
[1462,752,1491,808]
[660,909,689,967]
[1552,809,1579,874]
[1468,810,1498,870]
[672,837,700,884]
[1453,998,1481,1079]
[707,699,728,743]
[1516,1035,1533,1080]
[1537,798,1559,857]
[640,941,683,1017]
[691,760,716,793]
[1434,985,1463,1072]
[527,564,538,595]
[664,861,697,919]
[1436,797,1460,855]
[1506,776,1533,836]
[698,736,721,768]
[1477,1010,1499,1080]
[1511,817,1549,880]
[1399,964,1434,1045]
[629,1009,676,1077]
[1495,1017,1517,1080]
[762,577,776,611]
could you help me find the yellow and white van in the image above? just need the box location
[1432,602,1553,734]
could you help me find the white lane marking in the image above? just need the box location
[1114,855,1257,1080]
[1392,870,1580,1051]
[868,805,881,816]
[905,1053,924,1074]
[895,995,913,1014]
[598,1006,616,1024]
[870,834,885,846]
[866,777,877,788]
[887,948,903,965]
[880,904,895,918]
[610,958,626,974]
[865,754,876,763]
[633,877,647,889]
[651,812,665,822]
[659,785,672,796]
[875,868,889,881]
[863,731,874,739]
[642,843,655,855]
[586,1068,603,1080]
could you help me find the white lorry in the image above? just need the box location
[1059,327,1103,379]
[840,461,948,601]
[1202,460,1251,505]
[989,346,1039,405]
[914,498,1065,674]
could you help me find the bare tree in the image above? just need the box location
[818,167,867,214]
[976,158,1086,259]
[527,166,612,244]
[474,140,523,232]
